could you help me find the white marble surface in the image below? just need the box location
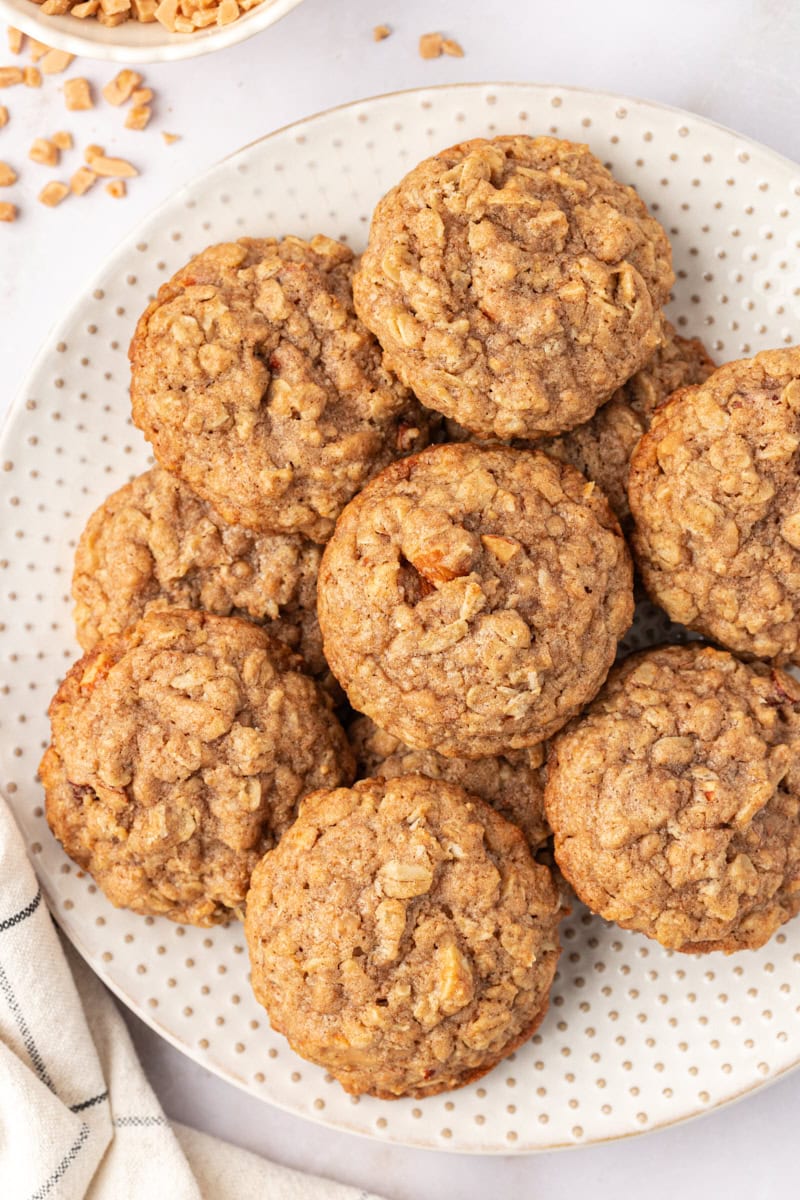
[2,0,799,1194]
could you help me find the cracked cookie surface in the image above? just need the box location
[130,235,429,541]
[245,774,561,1097]
[349,714,549,850]
[42,609,354,926]
[629,348,800,663]
[72,467,331,690]
[318,443,633,758]
[353,135,673,440]
[444,322,715,524]
[545,323,714,523]
[545,644,800,953]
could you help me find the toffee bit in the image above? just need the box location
[40,49,75,75]
[418,32,443,59]
[38,180,69,207]
[29,138,60,167]
[71,166,97,195]
[64,78,94,111]
[103,69,142,106]
[0,67,24,88]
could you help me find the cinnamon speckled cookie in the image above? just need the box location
[42,610,354,926]
[545,323,714,523]
[353,135,673,440]
[130,235,429,542]
[245,774,562,1097]
[72,467,331,689]
[629,348,800,663]
[349,715,549,850]
[318,443,633,758]
[545,644,800,953]
[444,322,715,525]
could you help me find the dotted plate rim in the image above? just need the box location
[2,82,800,1154]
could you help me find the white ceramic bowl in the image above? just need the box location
[0,0,303,63]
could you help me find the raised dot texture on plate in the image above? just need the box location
[1,84,800,1154]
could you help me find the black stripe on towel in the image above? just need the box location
[0,960,55,1092]
[112,1115,169,1128]
[0,888,42,933]
[69,1089,109,1113]
[28,1122,89,1200]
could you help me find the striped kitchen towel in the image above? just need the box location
[0,795,380,1200]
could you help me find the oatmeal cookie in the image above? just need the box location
[545,323,714,523]
[443,322,714,523]
[545,644,800,953]
[629,348,800,663]
[129,235,429,542]
[318,443,633,757]
[245,774,561,1097]
[72,467,331,689]
[353,135,673,440]
[349,715,549,850]
[41,610,354,926]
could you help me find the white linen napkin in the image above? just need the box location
[0,794,380,1200]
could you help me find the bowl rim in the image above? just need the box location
[0,0,304,63]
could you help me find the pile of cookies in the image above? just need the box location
[40,133,800,1100]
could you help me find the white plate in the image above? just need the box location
[2,83,800,1154]
[0,0,304,64]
